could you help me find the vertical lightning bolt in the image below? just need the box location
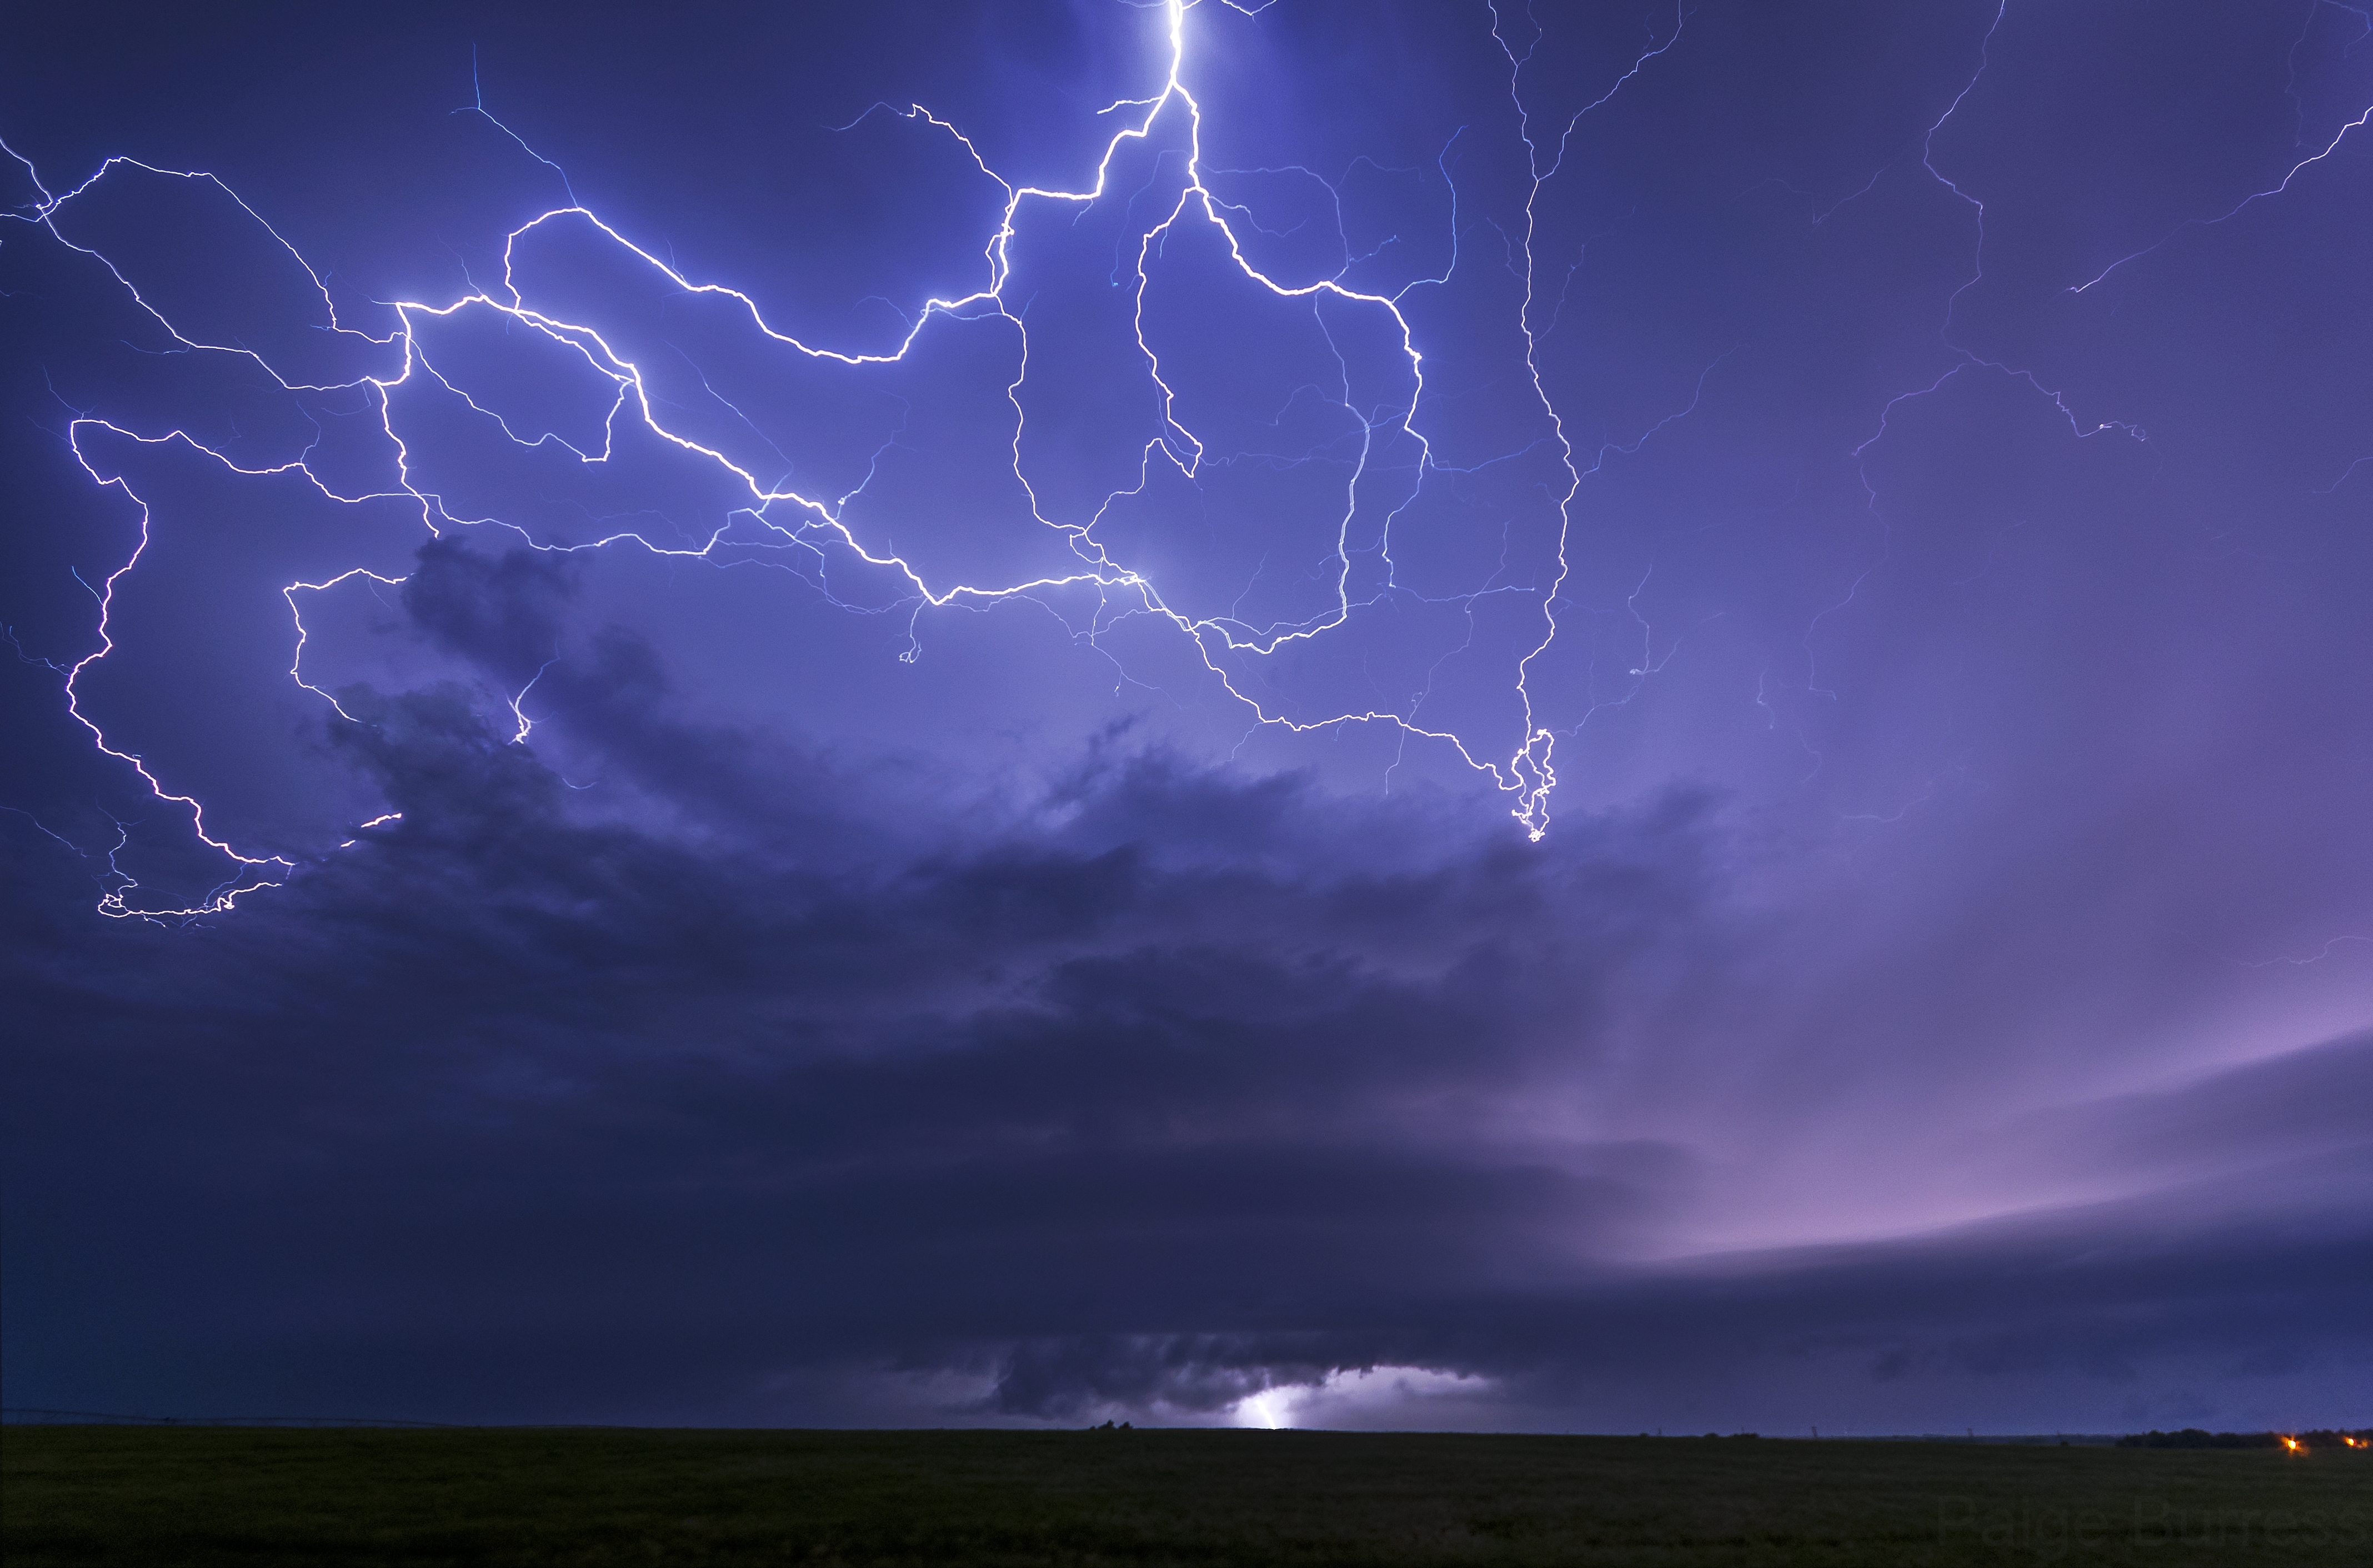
[1483,0,1689,835]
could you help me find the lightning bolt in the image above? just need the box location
[1478,0,1691,835]
[11,1,2350,916]
[1793,0,2159,794]
[10,0,1705,919]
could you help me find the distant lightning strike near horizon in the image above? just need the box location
[4,0,2364,920]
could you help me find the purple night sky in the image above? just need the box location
[3,1,2368,1434]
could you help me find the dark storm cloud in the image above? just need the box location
[2009,1031,2373,1190]
[3,615,1726,1420]
[971,1173,2373,1420]
[401,537,579,688]
[8,575,2367,1426]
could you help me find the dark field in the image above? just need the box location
[5,1425,2369,1566]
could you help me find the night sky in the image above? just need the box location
[3,1,2368,1434]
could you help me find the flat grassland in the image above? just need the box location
[4,1425,2367,1566]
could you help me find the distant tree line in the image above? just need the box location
[2117,1428,2370,1449]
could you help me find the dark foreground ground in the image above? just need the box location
[5,1425,2368,1566]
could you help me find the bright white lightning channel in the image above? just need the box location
[13,0,1709,919]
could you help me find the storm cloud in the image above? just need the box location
[5,0,2369,1434]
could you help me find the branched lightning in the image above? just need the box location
[1793,0,2157,788]
[11,0,2350,916]
[9,0,1716,918]
[1480,0,1691,834]
[1796,0,2364,811]
[52,439,297,917]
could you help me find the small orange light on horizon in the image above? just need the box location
[2281,1435,2303,1452]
